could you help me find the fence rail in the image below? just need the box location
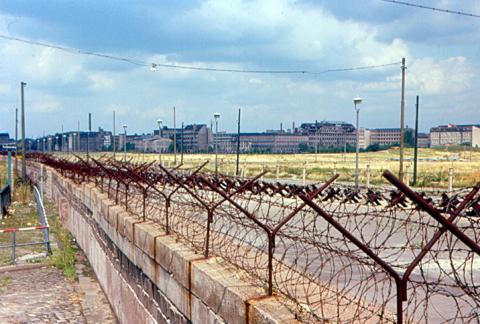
[27,152,480,323]
[0,181,51,264]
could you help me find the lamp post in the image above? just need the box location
[123,124,127,162]
[73,133,77,153]
[213,112,220,177]
[63,134,67,155]
[157,119,163,166]
[353,97,362,190]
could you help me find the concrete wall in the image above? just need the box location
[27,163,299,324]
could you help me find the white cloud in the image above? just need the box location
[31,95,61,113]
[88,73,116,91]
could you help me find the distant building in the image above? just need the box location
[177,124,213,152]
[417,133,430,148]
[130,135,172,153]
[35,128,112,152]
[0,132,10,144]
[367,128,401,146]
[298,121,367,149]
[241,132,309,153]
[430,124,480,147]
[0,132,14,151]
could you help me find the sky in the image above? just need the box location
[0,0,479,137]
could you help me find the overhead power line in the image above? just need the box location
[380,0,480,18]
[0,33,400,75]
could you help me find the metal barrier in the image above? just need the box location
[0,183,51,264]
[0,185,11,217]
[28,153,480,323]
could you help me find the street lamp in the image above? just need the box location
[123,124,128,162]
[213,112,220,177]
[73,133,77,153]
[353,97,362,190]
[63,134,67,155]
[157,119,163,166]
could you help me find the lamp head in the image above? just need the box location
[157,119,163,126]
[353,97,363,105]
[123,124,127,130]
[213,112,220,120]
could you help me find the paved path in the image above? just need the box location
[0,265,116,323]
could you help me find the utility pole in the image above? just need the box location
[20,82,26,184]
[180,122,184,164]
[61,125,64,154]
[353,97,363,190]
[87,113,91,161]
[113,111,116,159]
[413,95,419,186]
[235,108,241,176]
[77,120,80,154]
[173,106,177,165]
[213,113,220,177]
[399,57,406,182]
[15,108,18,176]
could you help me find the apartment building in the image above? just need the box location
[299,121,367,149]
[430,124,480,147]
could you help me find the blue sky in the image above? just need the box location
[0,0,479,137]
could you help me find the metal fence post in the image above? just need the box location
[276,161,280,181]
[7,151,12,187]
[448,167,453,192]
[405,165,410,186]
[40,164,44,202]
[12,231,16,264]
[302,162,306,185]
[366,164,370,188]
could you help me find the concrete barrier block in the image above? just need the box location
[191,258,263,324]
[191,294,226,324]
[107,204,121,230]
[155,235,202,289]
[116,211,131,237]
[155,262,191,318]
[133,245,156,283]
[134,221,164,259]
[248,297,300,324]
[124,215,142,243]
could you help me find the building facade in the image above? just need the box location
[430,124,480,147]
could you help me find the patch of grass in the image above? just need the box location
[47,216,77,280]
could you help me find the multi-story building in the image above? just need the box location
[430,124,480,147]
[176,124,213,152]
[130,136,172,153]
[367,128,401,146]
[239,132,309,153]
[298,121,367,149]
[0,132,10,144]
[417,133,430,148]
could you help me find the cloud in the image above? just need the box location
[88,73,116,91]
[30,95,61,113]
[0,1,478,137]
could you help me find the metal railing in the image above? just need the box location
[28,153,480,323]
[0,183,51,264]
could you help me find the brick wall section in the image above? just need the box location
[26,162,300,324]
